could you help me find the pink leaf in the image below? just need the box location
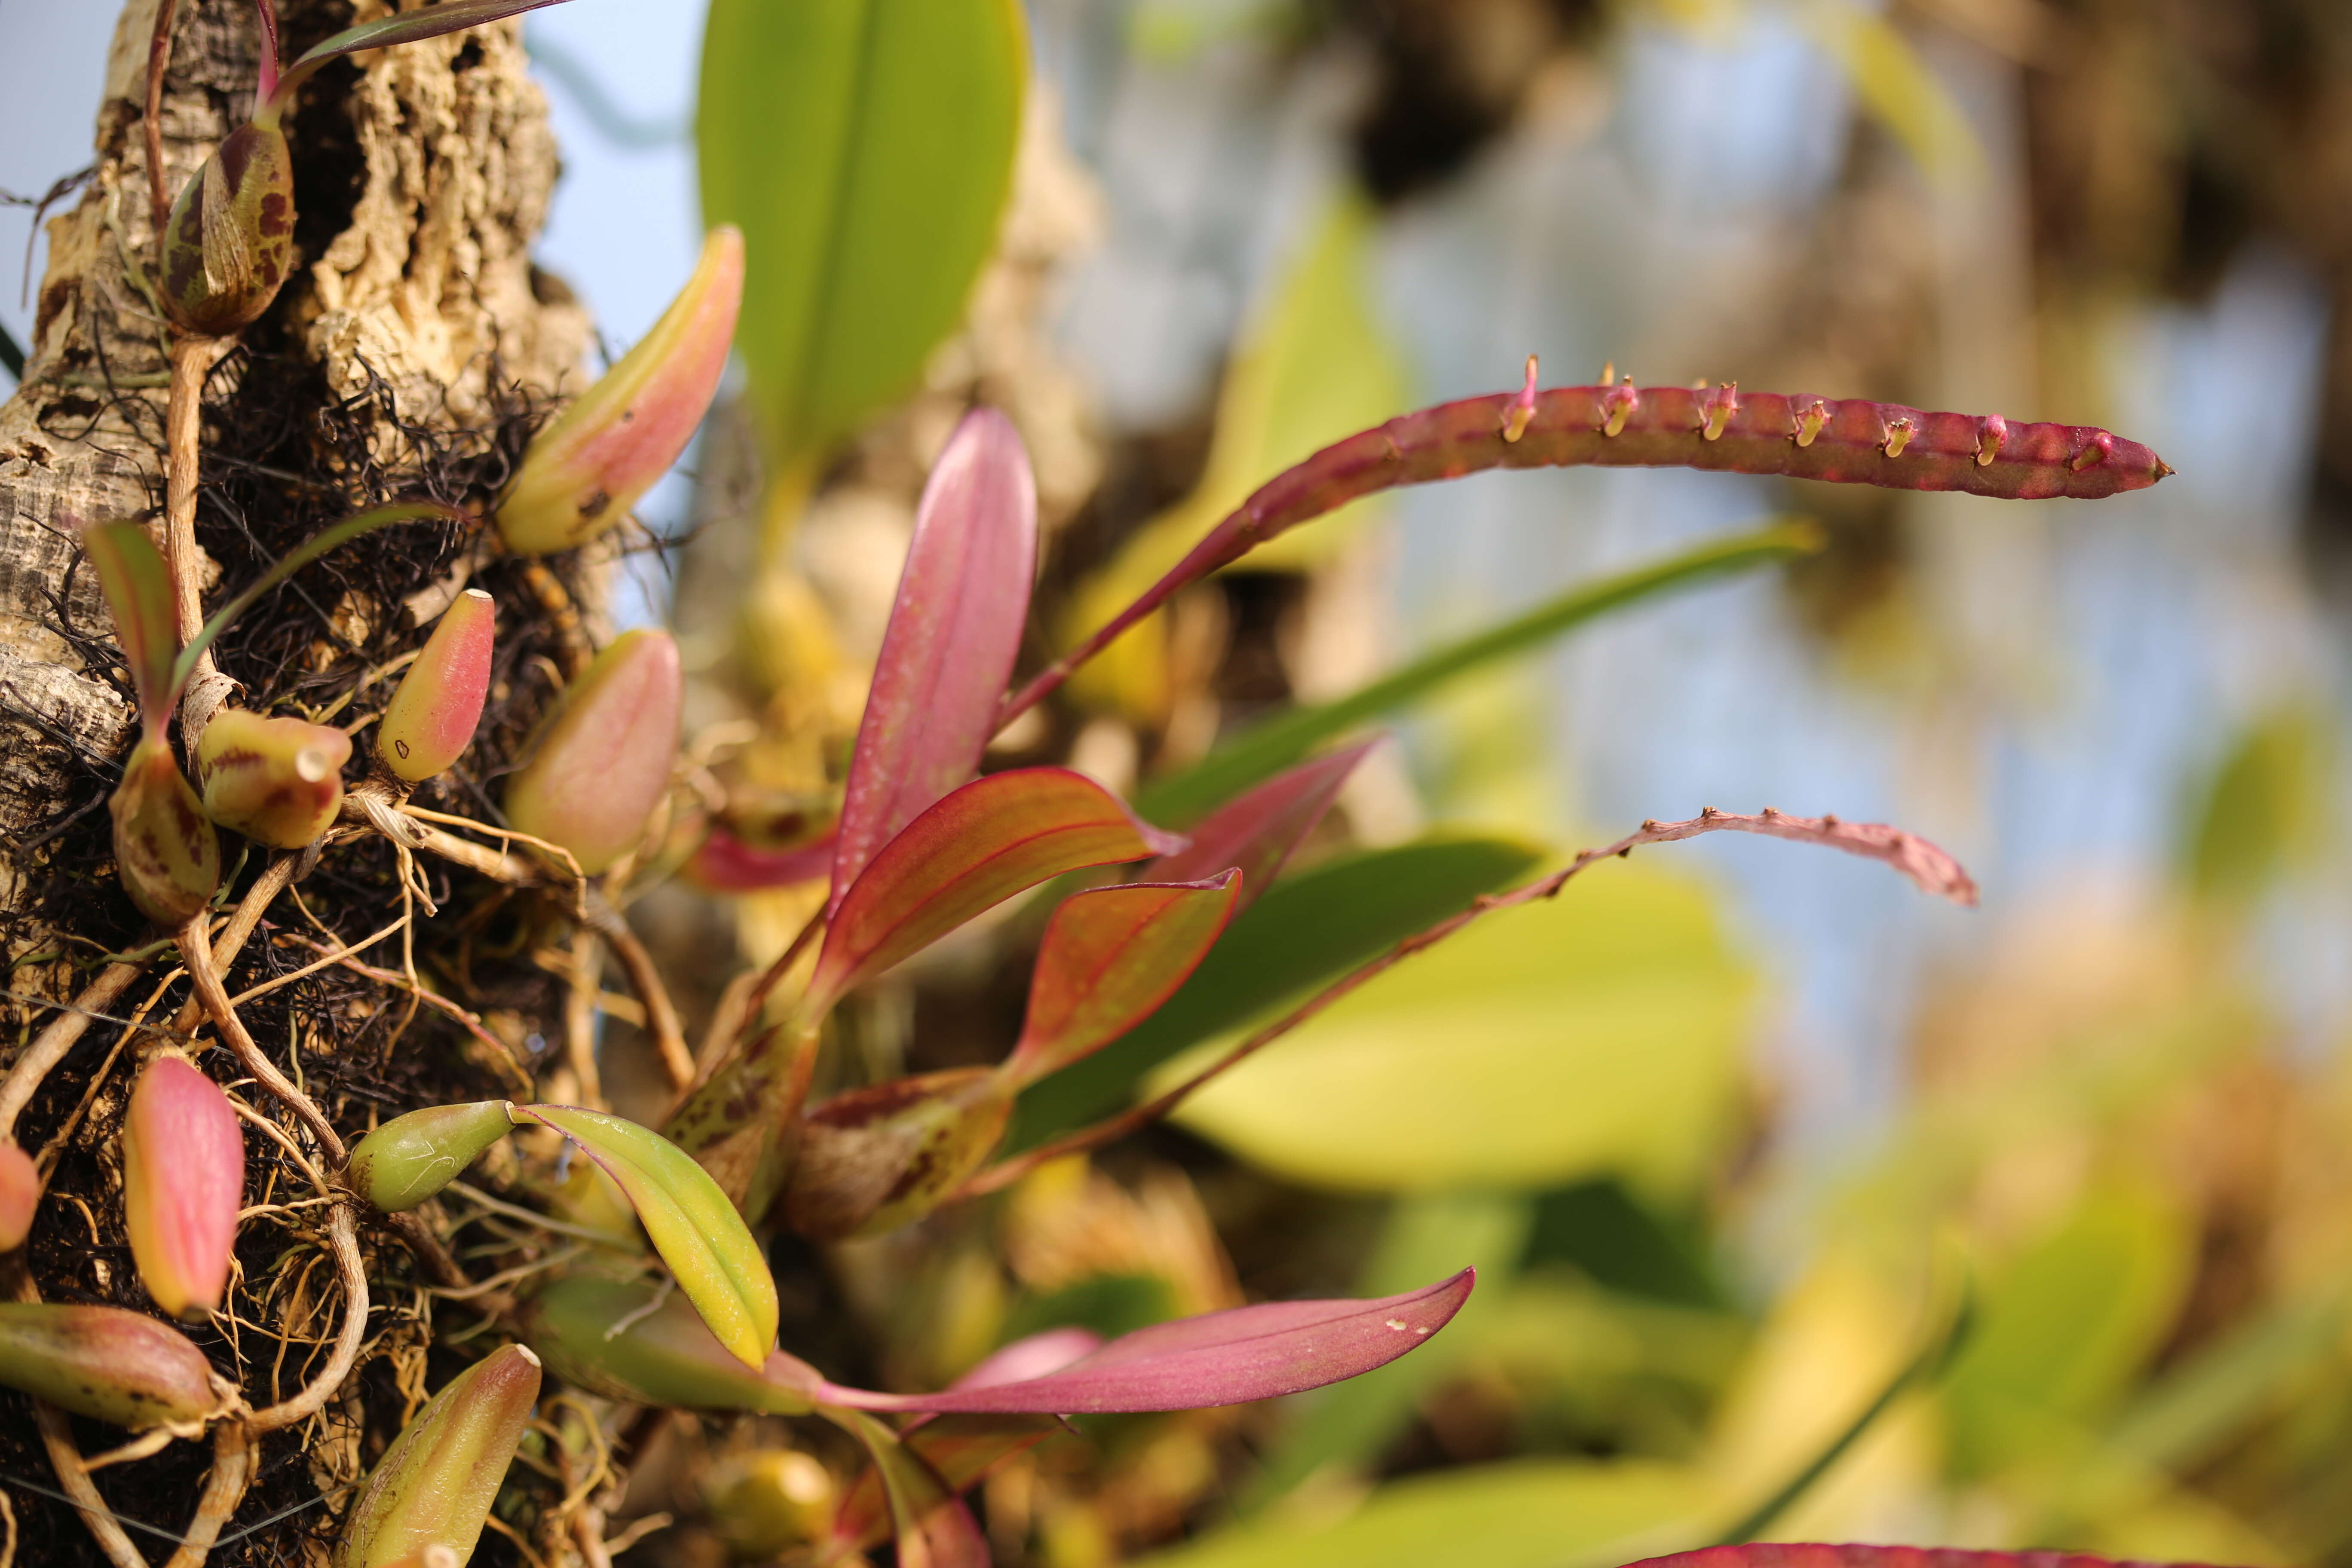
[122,1055,242,1320]
[832,408,1040,910]
[1143,739,1374,906]
[806,767,1183,1017]
[823,1269,1474,1415]
[688,827,838,892]
[1001,873,1243,1090]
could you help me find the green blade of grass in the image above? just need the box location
[1136,519,1823,826]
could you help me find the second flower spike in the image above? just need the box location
[503,629,683,876]
[496,227,743,556]
[124,1055,243,1321]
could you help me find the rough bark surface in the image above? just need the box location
[0,0,584,946]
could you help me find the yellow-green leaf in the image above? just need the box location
[513,1106,780,1368]
[698,0,1027,482]
[1156,858,1753,1193]
[1129,1458,1703,1568]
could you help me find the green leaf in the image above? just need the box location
[1001,835,1545,1152]
[512,1106,781,1369]
[1126,1458,1703,1568]
[698,0,1028,477]
[82,522,178,727]
[1137,521,1822,825]
[1157,857,1754,1193]
[1940,1185,2196,1479]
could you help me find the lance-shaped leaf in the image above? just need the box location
[0,1303,226,1430]
[0,1141,34,1251]
[823,1408,989,1568]
[158,122,295,335]
[503,628,683,876]
[378,589,495,784]
[1135,524,1820,824]
[522,1272,821,1415]
[999,873,1243,1091]
[702,1448,838,1560]
[821,1270,1475,1415]
[781,1068,1015,1240]
[344,1101,515,1213]
[806,767,1185,1018]
[699,0,1026,472]
[509,1105,778,1368]
[830,407,1040,907]
[196,707,352,847]
[333,1344,542,1568]
[263,0,579,124]
[110,738,220,925]
[687,826,837,891]
[124,1054,243,1321]
[83,522,177,731]
[1142,740,1373,888]
[496,227,744,556]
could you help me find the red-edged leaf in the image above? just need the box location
[1624,1550,2251,1568]
[1001,873,1243,1090]
[831,408,1039,911]
[822,1269,1473,1414]
[687,827,837,892]
[833,1330,1099,1549]
[82,522,178,728]
[1143,739,1374,901]
[805,767,1184,1016]
[824,1408,989,1568]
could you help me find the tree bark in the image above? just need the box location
[0,0,583,953]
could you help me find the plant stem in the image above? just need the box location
[176,916,345,1163]
[0,960,146,1139]
[145,0,181,241]
[166,334,236,745]
[590,904,695,1092]
[959,806,1975,1197]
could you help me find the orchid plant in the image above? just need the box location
[5,6,2228,1565]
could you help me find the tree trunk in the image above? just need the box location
[0,2,588,1561]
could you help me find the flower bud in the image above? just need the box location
[124,1054,243,1321]
[496,227,743,556]
[0,1141,37,1252]
[158,122,296,336]
[782,1069,1013,1240]
[196,708,352,848]
[502,629,682,875]
[703,1448,836,1560]
[334,1344,543,1568]
[0,1302,227,1430]
[344,1102,514,1213]
[524,1273,818,1416]
[110,738,220,925]
[377,589,495,784]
